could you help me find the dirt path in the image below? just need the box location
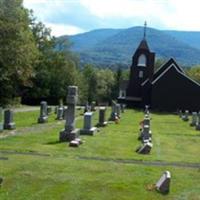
[78,156,200,169]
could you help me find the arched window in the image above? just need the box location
[138,54,146,67]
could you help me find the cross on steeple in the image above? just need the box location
[143,21,147,39]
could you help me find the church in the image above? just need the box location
[118,27,200,111]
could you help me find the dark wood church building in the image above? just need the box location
[118,37,200,111]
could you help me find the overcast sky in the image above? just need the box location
[23,0,200,37]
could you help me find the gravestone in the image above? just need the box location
[143,117,150,126]
[38,101,48,123]
[0,107,3,132]
[80,112,97,135]
[190,112,197,126]
[4,109,16,130]
[56,107,63,120]
[91,101,96,111]
[178,110,182,118]
[98,107,107,127]
[156,171,171,194]
[196,113,200,130]
[47,106,52,115]
[109,101,117,121]
[120,104,125,113]
[59,86,79,142]
[136,142,153,154]
[116,104,121,118]
[144,105,150,115]
[84,102,90,113]
[182,110,189,121]
[69,138,82,147]
[142,125,151,142]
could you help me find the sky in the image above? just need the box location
[23,0,200,37]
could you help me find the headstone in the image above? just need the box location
[47,106,52,115]
[91,101,96,111]
[98,107,107,127]
[4,109,16,130]
[109,101,117,121]
[142,125,151,141]
[69,138,82,147]
[156,171,171,194]
[116,104,121,118]
[136,142,153,154]
[0,107,4,132]
[120,104,125,113]
[56,107,63,120]
[144,105,150,115]
[143,117,150,126]
[196,113,200,131]
[190,112,197,126]
[84,102,90,113]
[38,101,48,123]
[80,112,97,135]
[59,86,79,142]
[178,110,182,118]
[182,110,189,121]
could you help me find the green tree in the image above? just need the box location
[186,65,200,83]
[0,0,38,106]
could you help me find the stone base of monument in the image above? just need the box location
[4,122,16,130]
[69,138,83,147]
[97,121,108,127]
[59,129,79,142]
[80,127,97,135]
[38,116,48,123]
[136,142,153,154]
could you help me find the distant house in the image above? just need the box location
[118,38,200,111]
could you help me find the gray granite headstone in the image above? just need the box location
[116,104,121,118]
[156,171,171,194]
[109,101,117,121]
[80,112,97,135]
[190,112,197,126]
[47,106,52,115]
[182,110,189,121]
[196,113,200,130]
[136,142,153,154]
[56,107,63,120]
[38,101,48,123]
[143,117,150,126]
[59,86,79,142]
[0,107,3,132]
[98,107,107,127]
[4,109,16,130]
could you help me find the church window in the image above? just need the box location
[138,54,146,67]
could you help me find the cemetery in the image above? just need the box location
[0,98,200,200]
[0,1,200,199]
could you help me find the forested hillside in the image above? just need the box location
[63,27,200,67]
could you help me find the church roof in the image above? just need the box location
[136,39,150,51]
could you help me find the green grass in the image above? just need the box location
[0,108,200,200]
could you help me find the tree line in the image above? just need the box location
[0,0,199,107]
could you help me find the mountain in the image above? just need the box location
[59,27,200,68]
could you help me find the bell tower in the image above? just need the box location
[126,22,155,100]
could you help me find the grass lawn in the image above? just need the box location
[0,108,200,200]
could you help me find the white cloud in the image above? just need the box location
[46,23,84,36]
[23,0,200,34]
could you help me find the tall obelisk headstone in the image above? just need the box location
[59,86,79,142]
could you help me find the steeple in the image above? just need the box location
[143,21,147,39]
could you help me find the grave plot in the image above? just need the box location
[0,108,200,200]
